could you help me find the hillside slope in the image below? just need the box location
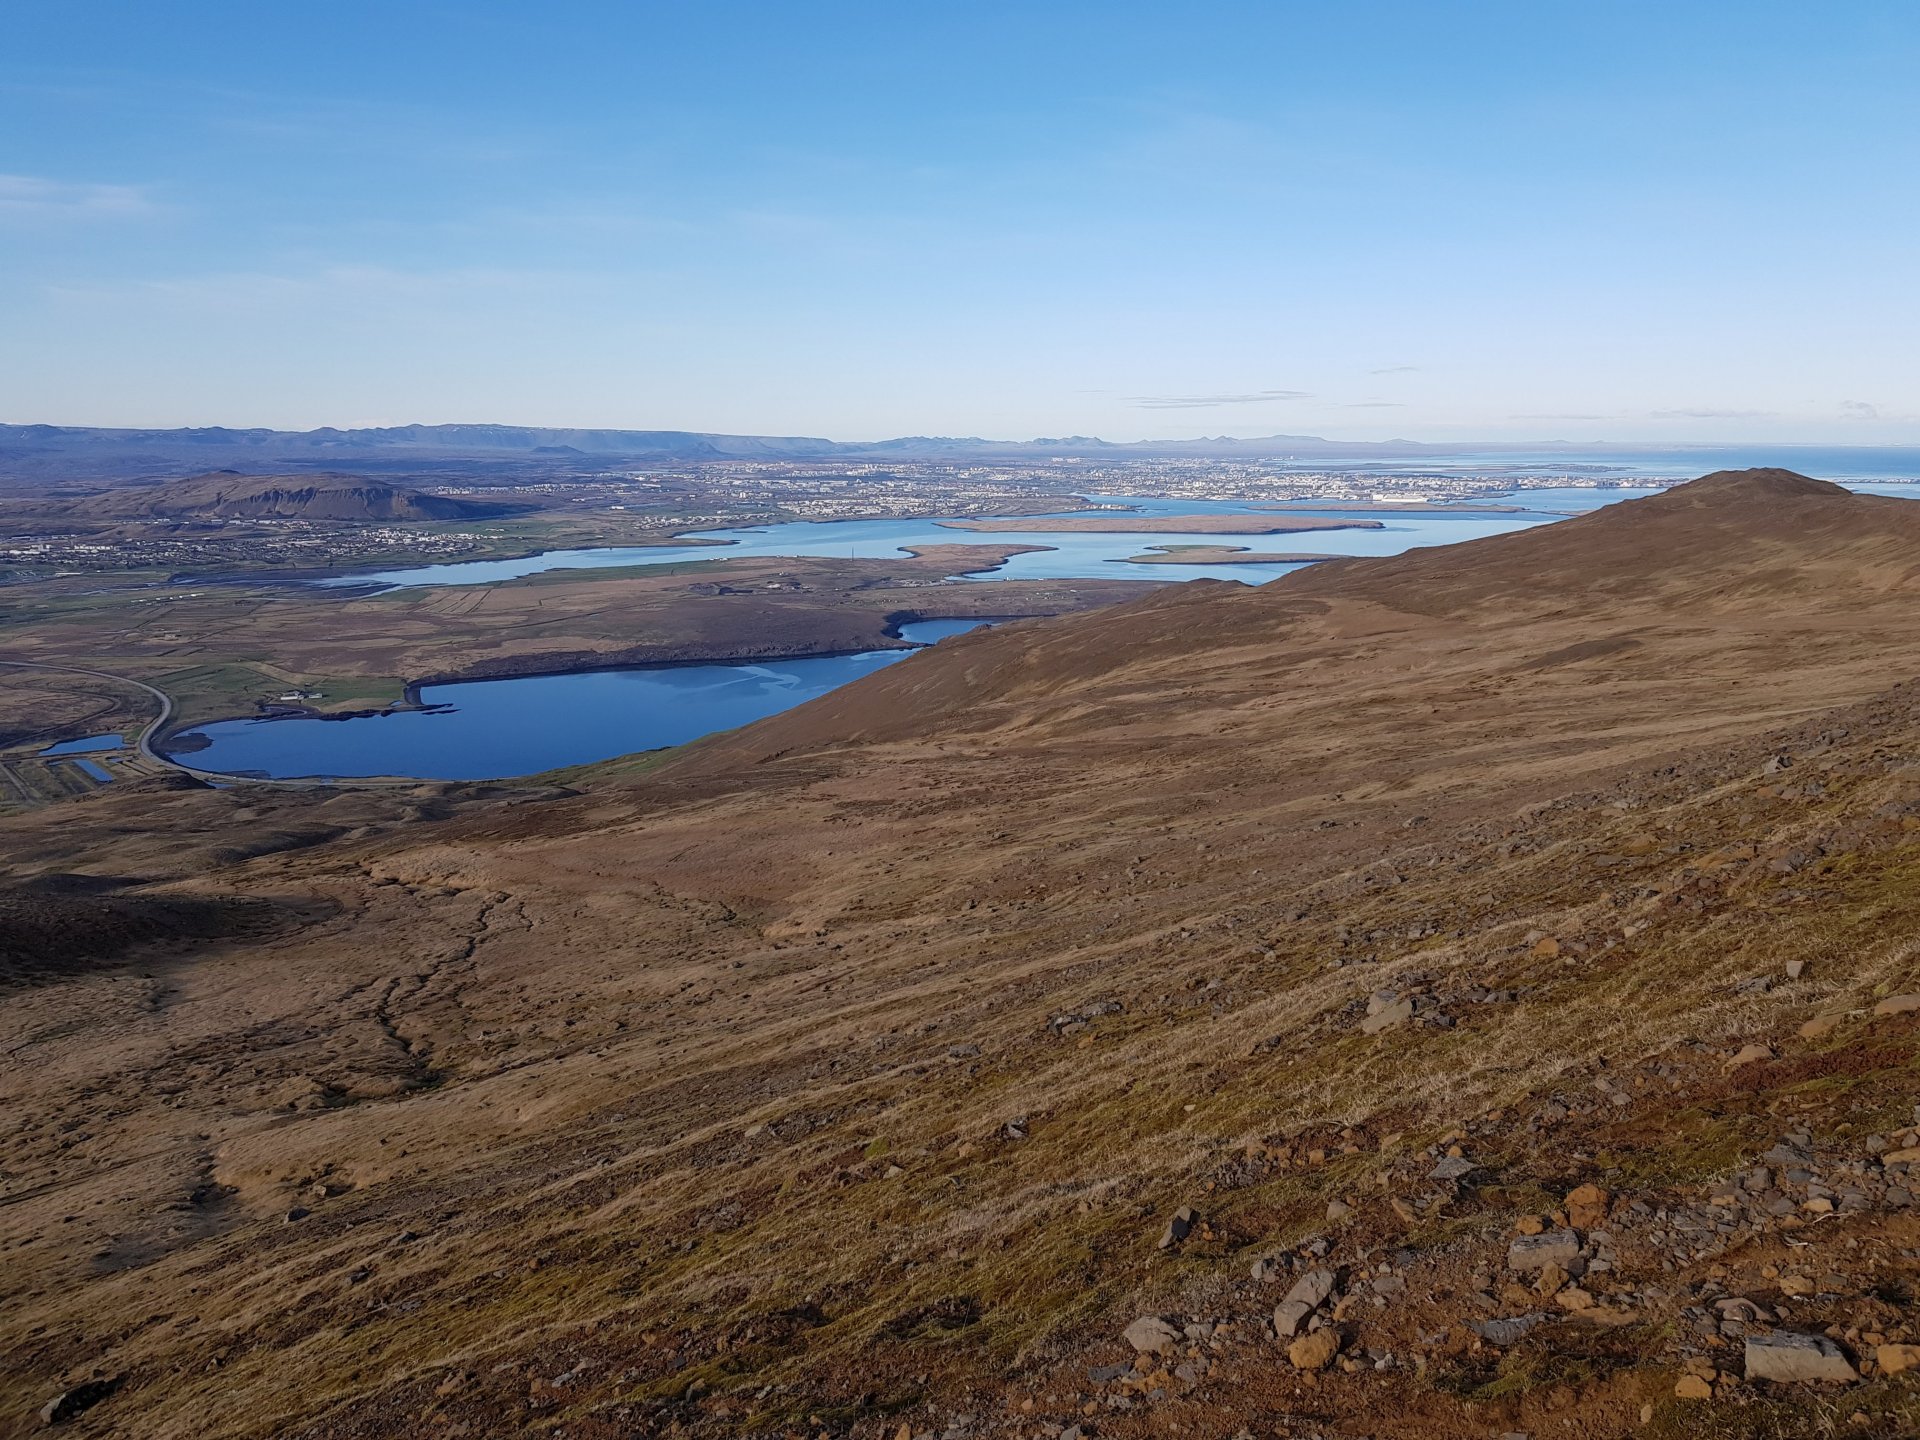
[66,472,532,522]
[8,471,1920,1439]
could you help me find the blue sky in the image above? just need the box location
[3,1,1917,441]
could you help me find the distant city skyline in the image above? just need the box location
[4,1,1918,442]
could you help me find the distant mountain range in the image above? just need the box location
[10,423,1910,489]
[0,421,1478,483]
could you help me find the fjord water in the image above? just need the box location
[324,488,1652,590]
[168,619,989,781]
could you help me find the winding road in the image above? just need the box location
[1,659,181,765]
[1,661,437,790]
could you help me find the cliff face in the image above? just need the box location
[9,471,1920,1439]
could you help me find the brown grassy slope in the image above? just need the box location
[11,471,1920,1439]
[678,470,1911,766]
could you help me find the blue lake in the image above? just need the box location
[41,733,125,755]
[167,618,991,781]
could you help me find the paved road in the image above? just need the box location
[1,658,180,762]
[0,660,303,785]
[1,660,428,790]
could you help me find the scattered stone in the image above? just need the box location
[1566,1183,1609,1229]
[1284,1268,1338,1311]
[1123,1316,1181,1356]
[1744,1331,1860,1384]
[1764,1139,1814,1167]
[1157,1206,1198,1250]
[1507,1230,1580,1273]
[37,1380,118,1426]
[1469,1314,1548,1347]
[1876,1343,1920,1376]
[1273,1300,1314,1338]
[1726,1043,1774,1069]
[1288,1328,1340,1371]
[1430,1155,1475,1181]
[1360,999,1414,1035]
[1326,1198,1353,1223]
[1674,1374,1713,1400]
[1786,960,1807,980]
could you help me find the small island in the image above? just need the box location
[1114,545,1344,566]
[935,513,1384,534]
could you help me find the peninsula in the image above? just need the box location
[935,513,1384,534]
[1115,544,1344,565]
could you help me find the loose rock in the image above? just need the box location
[1157,1206,1198,1250]
[1744,1331,1859,1384]
[1507,1230,1580,1273]
[1273,1300,1314,1338]
[1288,1328,1341,1371]
[1123,1316,1182,1356]
[38,1380,118,1426]
[1283,1268,1338,1311]
[1877,1343,1920,1376]
[1566,1183,1609,1229]
[1360,999,1414,1035]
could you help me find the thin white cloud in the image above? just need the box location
[1647,407,1778,420]
[0,174,155,221]
[1126,389,1311,409]
[1509,412,1627,422]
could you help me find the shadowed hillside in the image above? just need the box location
[10,472,1920,1439]
[61,472,536,522]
